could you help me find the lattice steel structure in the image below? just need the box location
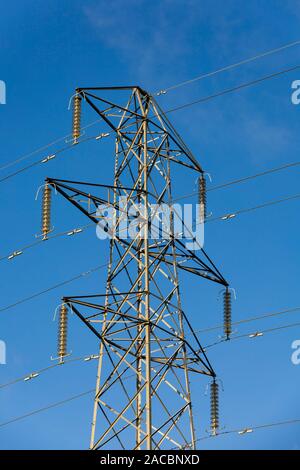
[45,86,229,450]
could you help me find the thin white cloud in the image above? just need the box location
[83,0,210,86]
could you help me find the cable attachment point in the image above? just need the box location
[24,372,39,382]
[156,90,167,96]
[238,428,253,435]
[67,228,83,236]
[84,354,100,362]
[221,213,236,221]
[95,132,110,141]
[8,250,23,260]
[249,331,264,339]
[41,154,56,164]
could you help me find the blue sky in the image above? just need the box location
[1,0,300,450]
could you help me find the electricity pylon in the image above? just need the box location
[43,86,229,450]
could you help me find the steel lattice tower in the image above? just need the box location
[44,86,229,450]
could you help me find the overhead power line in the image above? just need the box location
[0,222,93,263]
[208,192,300,223]
[208,160,300,193]
[194,417,300,444]
[196,306,300,334]
[1,337,207,393]
[3,312,296,401]
[0,136,71,172]
[0,353,100,391]
[2,37,299,177]
[1,45,299,448]
[0,379,299,444]
[1,188,300,315]
[0,133,105,184]
[0,372,135,430]
[0,389,95,429]
[175,189,300,230]
[172,159,300,203]
[0,263,107,314]
[1,62,299,187]
[203,320,300,350]
[0,118,103,173]
[2,176,300,267]
[156,38,300,94]
[234,321,300,340]
[164,63,300,115]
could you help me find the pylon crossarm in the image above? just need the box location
[46,178,149,220]
[149,321,214,375]
[65,299,143,325]
[79,88,202,174]
[150,97,202,171]
[48,180,227,287]
[68,300,213,377]
[83,91,146,121]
